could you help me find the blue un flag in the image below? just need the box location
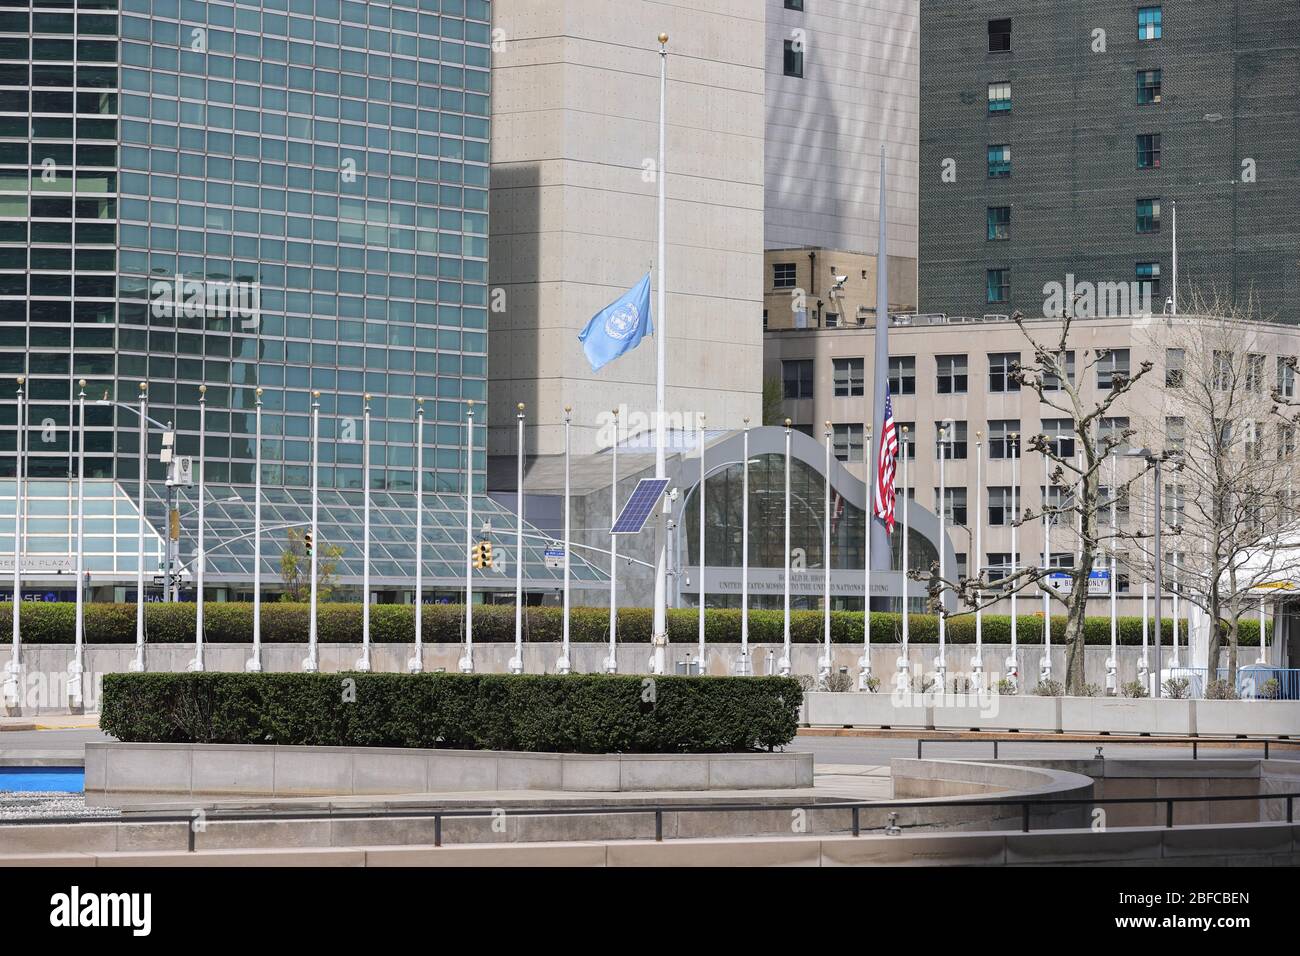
[577,272,654,372]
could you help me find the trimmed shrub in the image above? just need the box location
[0,601,1270,646]
[99,672,803,754]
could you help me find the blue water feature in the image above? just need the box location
[0,766,84,793]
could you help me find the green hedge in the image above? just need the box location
[0,601,1267,647]
[99,672,802,754]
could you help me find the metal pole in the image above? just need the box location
[357,394,372,672]
[859,422,873,689]
[898,425,911,691]
[410,397,425,673]
[739,418,751,675]
[1108,453,1118,693]
[821,421,832,686]
[1008,433,1018,689]
[781,418,792,675]
[247,388,263,672]
[558,405,572,674]
[650,32,670,677]
[4,377,21,697]
[1153,458,1163,695]
[460,400,475,673]
[973,431,983,686]
[1140,466,1149,689]
[1260,596,1268,666]
[189,385,206,672]
[305,390,319,672]
[1171,200,1178,316]
[1042,452,1051,682]
[698,415,707,673]
[510,403,525,674]
[936,424,947,690]
[130,382,146,672]
[606,408,619,673]
[1171,548,1181,667]
[71,380,86,701]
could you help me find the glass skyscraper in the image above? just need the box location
[0,0,605,598]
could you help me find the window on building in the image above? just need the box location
[935,420,968,460]
[1136,262,1160,300]
[1279,423,1296,460]
[1165,416,1185,454]
[987,144,1011,178]
[782,359,814,399]
[1042,350,1075,390]
[762,309,768,331]
[989,352,1020,392]
[824,312,839,328]
[1041,418,1076,458]
[1164,484,1185,527]
[988,81,1011,113]
[988,487,1018,527]
[1138,6,1162,40]
[1099,483,1131,527]
[987,268,1010,304]
[936,354,968,394]
[1212,350,1234,390]
[773,261,796,289]
[784,0,803,9]
[888,355,916,395]
[988,18,1011,52]
[832,423,864,463]
[1099,416,1131,449]
[986,552,1020,581]
[1137,133,1161,168]
[1242,419,1263,460]
[832,357,864,397]
[936,487,968,525]
[1041,486,1072,527]
[1277,357,1296,398]
[1165,348,1184,387]
[988,419,1020,459]
[897,422,916,460]
[783,39,803,78]
[1136,197,1161,233]
[987,206,1010,240]
[1246,353,1265,392]
[1097,348,1131,389]
[1137,69,1162,104]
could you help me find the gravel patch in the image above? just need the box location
[0,791,120,820]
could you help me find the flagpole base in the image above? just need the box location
[602,654,617,674]
[407,654,423,674]
[458,652,473,674]
[302,655,318,673]
[508,654,524,675]
[733,652,752,677]
[354,654,372,673]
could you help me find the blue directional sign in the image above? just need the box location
[611,478,670,535]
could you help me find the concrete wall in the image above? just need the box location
[489,0,765,457]
[6,641,1236,715]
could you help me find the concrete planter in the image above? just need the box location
[85,742,815,799]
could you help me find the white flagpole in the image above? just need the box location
[606,408,619,673]
[780,418,792,676]
[1259,596,1268,666]
[305,390,319,672]
[973,431,983,688]
[1041,453,1051,682]
[859,422,872,690]
[130,382,146,673]
[697,415,706,673]
[1007,432,1019,690]
[510,403,525,674]
[3,377,23,704]
[247,388,263,673]
[820,421,832,687]
[738,418,752,675]
[460,400,475,673]
[71,379,86,703]
[1171,199,1178,316]
[650,32,670,677]
[410,397,425,673]
[1171,549,1181,668]
[936,424,947,691]
[1140,463,1149,689]
[189,385,206,672]
[897,425,910,691]
[1108,453,1119,693]
[357,394,372,672]
[558,405,572,674]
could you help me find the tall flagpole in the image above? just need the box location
[973,430,984,687]
[1171,200,1178,316]
[820,421,833,687]
[1041,452,1051,683]
[780,418,792,675]
[737,418,752,675]
[460,400,475,673]
[897,425,910,691]
[697,415,706,672]
[868,144,892,572]
[189,385,206,673]
[247,387,263,672]
[1107,452,1118,693]
[3,377,23,704]
[410,397,425,673]
[605,409,619,673]
[558,405,572,674]
[936,424,948,691]
[304,390,320,672]
[858,422,873,689]
[357,393,372,672]
[649,33,671,676]
[1007,432,1019,690]
[510,403,525,674]
[130,382,146,673]
[71,379,86,704]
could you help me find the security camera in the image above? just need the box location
[833,274,847,285]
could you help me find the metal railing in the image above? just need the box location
[913,734,1300,761]
[0,789,1297,850]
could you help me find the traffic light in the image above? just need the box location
[303,532,313,556]
[471,540,493,569]
[481,540,493,568]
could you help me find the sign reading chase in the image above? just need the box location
[150,274,260,327]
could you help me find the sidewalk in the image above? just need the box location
[0,714,100,732]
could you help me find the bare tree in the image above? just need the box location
[279,528,343,603]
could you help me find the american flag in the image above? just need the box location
[873,390,899,533]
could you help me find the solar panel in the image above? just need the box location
[611,478,669,535]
